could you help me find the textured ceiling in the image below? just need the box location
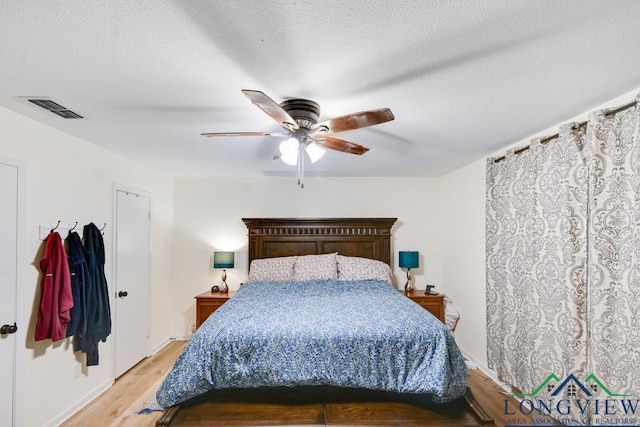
[2,1,640,178]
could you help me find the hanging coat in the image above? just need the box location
[65,231,88,339]
[35,231,74,342]
[82,222,112,366]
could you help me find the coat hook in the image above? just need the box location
[99,223,107,233]
[50,220,61,233]
[69,221,78,232]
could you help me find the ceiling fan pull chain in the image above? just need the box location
[301,144,305,189]
[298,141,304,189]
[297,143,301,186]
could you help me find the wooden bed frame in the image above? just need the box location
[243,217,396,265]
[157,217,493,426]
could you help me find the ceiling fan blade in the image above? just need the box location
[315,136,369,155]
[310,108,394,133]
[201,131,288,137]
[241,89,299,130]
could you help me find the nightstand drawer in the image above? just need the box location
[412,299,444,322]
[195,291,236,329]
[402,290,445,323]
[197,300,226,326]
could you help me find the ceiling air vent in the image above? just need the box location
[28,98,83,119]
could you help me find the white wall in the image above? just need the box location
[439,86,640,374]
[0,106,175,427]
[172,176,443,337]
[439,159,487,367]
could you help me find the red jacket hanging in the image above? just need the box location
[35,231,74,342]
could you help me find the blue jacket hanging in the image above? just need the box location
[65,231,88,340]
[82,222,112,366]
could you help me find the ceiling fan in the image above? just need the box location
[202,89,395,187]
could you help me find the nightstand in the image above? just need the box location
[402,290,445,322]
[195,290,236,329]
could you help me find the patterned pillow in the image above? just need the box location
[249,256,297,281]
[337,255,392,283]
[293,253,338,281]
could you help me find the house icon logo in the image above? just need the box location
[516,373,632,398]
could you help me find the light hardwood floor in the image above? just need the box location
[62,340,187,427]
[62,340,555,427]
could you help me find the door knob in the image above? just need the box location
[118,291,128,298]
[0,322,17,335]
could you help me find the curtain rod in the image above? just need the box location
[492,99,637,164]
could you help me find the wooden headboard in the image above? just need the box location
[242,218,397,267]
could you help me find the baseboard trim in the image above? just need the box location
[150,336,173,355]
[458,345,490,373]
[45,378,113,427]
[151,336,190,355]
[459,345,512,394]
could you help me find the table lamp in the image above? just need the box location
[399,251,419,291]
[213,251,234,293]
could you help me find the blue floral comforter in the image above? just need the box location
[156,280,467,408]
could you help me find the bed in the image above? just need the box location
[155,218,492,426]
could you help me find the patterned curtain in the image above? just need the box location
[486,95,640,423]
[486,125,589,398]
[587,105,640,398]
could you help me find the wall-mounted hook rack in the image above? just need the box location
[39,222,84,240]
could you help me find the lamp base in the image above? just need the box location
[219,281,228,293]
[219,269,228,293]
[404,269,414,292]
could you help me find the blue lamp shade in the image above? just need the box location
[398,251,419,269]
[213,251,234,269]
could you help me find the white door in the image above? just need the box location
[0,161,18,427]
[114,189,151,377]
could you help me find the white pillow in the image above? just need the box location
[293,253,338,281]
[337,255,392,283]
[249,256,297,281]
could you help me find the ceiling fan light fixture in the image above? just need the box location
[281,152,298,166]
[279,138,299,165]
[305,142,325,163]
